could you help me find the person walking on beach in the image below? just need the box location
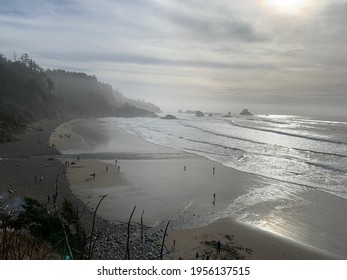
[117,165,120,172]
[213,167,215,176]
[184,165,186,171]
[213,193,216,206]
[216,240,221,254]
[106,165,108,172]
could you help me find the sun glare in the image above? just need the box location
[263,0,311,15]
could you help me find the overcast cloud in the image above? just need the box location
[1,0,346,115]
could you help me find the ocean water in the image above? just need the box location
[116,113,347,200]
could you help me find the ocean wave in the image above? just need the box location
[305,161,347,174]
[294,118,347,126]
[138,125,162,133]
[184,148,229,157]
[294,147,347,159]
[185,138,245,153]
[179,120,347,158]
[228,120,347,145]
[248,115,290,125]
[178,121,265,145]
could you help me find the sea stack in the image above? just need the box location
[240,109,252,116]
[195,111,205,117]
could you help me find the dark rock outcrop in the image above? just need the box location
[160,114,177,120]
[195,111,205,117]
[240,109,252,116]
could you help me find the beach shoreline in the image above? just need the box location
[0,118,161,259]
[1,117,344,259]
[48,117,346,260]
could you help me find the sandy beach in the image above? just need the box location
[165,218,336,260]
[0,119,73,208]
[0,119,162,259]
[48,117,347,260]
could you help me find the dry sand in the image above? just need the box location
[50,118,345,260]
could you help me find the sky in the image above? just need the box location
[1,0,347,115]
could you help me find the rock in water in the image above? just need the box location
[160,114,177,120]
[195,111,205,117]
[240,109,252,115]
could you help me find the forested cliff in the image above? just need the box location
[0,53,159,142]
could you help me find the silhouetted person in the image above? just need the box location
[213,193,216,206]
[117,165,120,172]
[106,165,108,172]
[216,240,221,254]
[196,252,199,259]
[213,167,215,175]
[184,165,186,171]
